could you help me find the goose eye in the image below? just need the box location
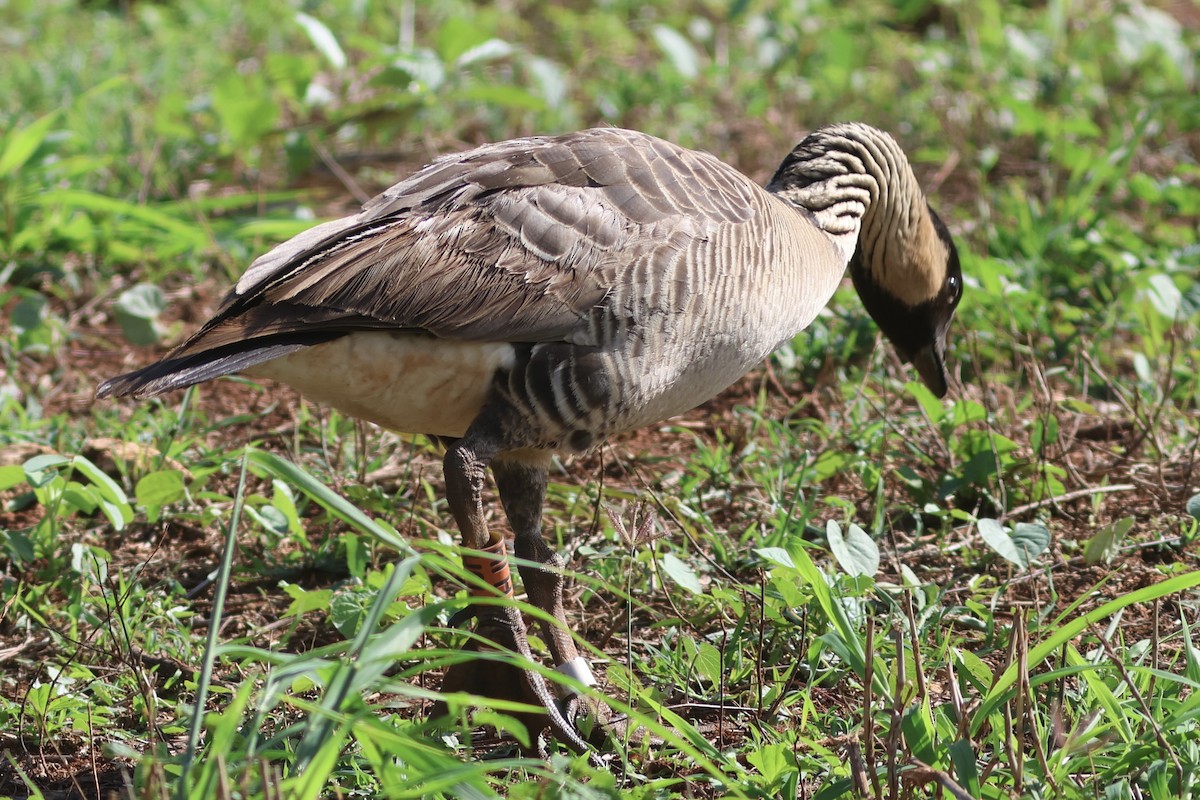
[946,273,961,304]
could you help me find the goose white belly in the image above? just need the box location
[246,332,516,438]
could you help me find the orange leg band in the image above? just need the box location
[462,539,515,598]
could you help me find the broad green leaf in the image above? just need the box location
[271,480,304,537]
[330,588,373,638]
[1011,522,1051,562]
[435,17,490,64]
[71,454,128,507]
[11,293,48,334]
[248,504,291,536]
[12,293,55,354]
[6,530,35,562]
[1083,516,1135,565]
[900,699,937,765]
[947,739,981,797]
[62,484,98,514]
[906,380,946,422]
[295,12,346,70]
[24,453,70,485]
[114,313,160,346]
[114,283,166,320]
[978,518,1046,569]
[826,520,880,577]
[282,584,333,616]
[0,465,26,491]
[754,546,795,568]
[978,518,1022,567]
[114,283,167,345]
[1132,352,1152,383]
[0,110,59,177]
[949,399,988,426]
[955,648,994,690]
[98,497,132,530]
[695,641,722,685]
[746,742,793,784]
[25,684,51,716]
[135,470,186,508]
[661,551,703,594]
[1105,779,1134,800]
[1031,416,1059,450]
[212,72,279,148]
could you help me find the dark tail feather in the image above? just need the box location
[96,334,341,400]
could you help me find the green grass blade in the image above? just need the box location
[246,448,414,554]
[0,110,59,177]
[292,555,429,770]
[34,188,210,249]
[970,570,1200,736]
[178,449,250,800]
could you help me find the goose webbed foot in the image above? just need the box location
[430,603,595,757]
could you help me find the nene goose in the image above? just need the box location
[98,123,963,754]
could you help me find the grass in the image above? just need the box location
[2,0,1199,797]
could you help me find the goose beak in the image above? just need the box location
[910,340,948,398]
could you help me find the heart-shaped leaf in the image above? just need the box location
[826,520,880,577]
[1083,516,1135,565]
[979,518,1048,569]
[661,552,703,594]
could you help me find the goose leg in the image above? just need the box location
[431,436,590,756]
[493,457,608,743]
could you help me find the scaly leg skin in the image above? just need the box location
[430,437,591,757]
[493,457,617,747]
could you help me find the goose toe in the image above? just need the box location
[431,605,594,756]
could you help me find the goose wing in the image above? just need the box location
[99,128,757,398]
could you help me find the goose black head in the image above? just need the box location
[850,204,962,398]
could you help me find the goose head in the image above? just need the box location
[849,202,962,398]
[767,123,963,398]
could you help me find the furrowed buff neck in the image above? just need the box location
[766,122,949,307]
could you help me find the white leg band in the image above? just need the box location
[554,657,596,697]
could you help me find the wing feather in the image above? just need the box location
[100,128,762,398]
